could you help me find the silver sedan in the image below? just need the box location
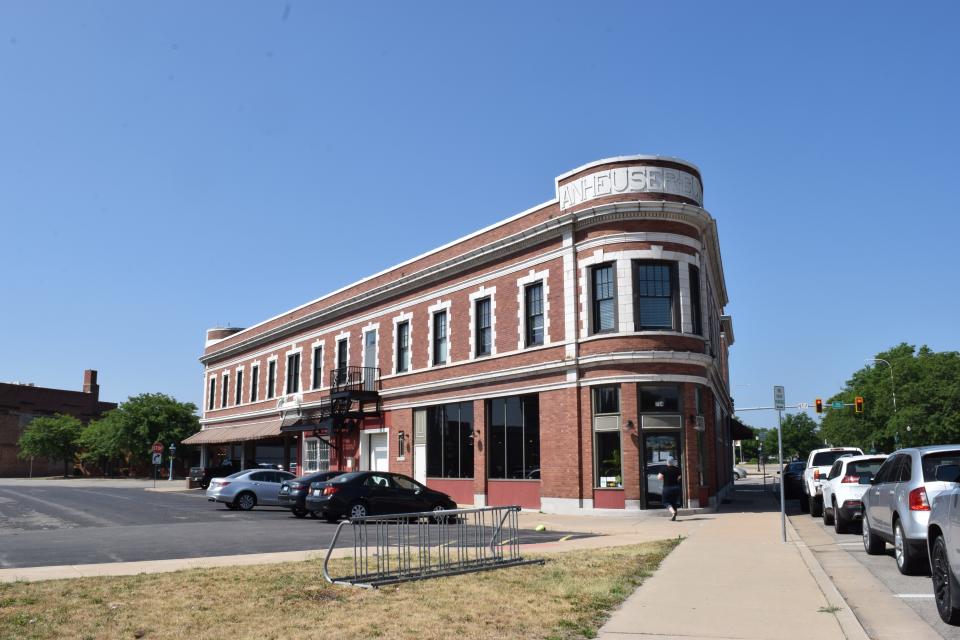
[206,469,295,511]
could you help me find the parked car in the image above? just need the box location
[925,460,960,624]
[206,468,295,510]
[801,447,863,516]
[278,470,345,518]
[733,465,748,480]
[862,446,960,575]
[781,461,806,500]
[190,461,284,489]
[821,454,887,533]
[305,471,457,523]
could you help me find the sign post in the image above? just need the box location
[773,386,786,543]
[152,442,163,489]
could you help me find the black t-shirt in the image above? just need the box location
[661,466,681,488]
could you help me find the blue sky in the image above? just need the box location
[2,1,958,431]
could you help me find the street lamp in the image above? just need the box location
[168,442,177,481]
[866,358,898,446]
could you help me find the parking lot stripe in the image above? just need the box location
[895,594,934,599]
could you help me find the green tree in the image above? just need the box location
[78,393,200,475]
[17,414,84,477]
[766,413,822,461]
[820,343,960,452]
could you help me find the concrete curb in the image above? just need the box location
[786,515,870,640]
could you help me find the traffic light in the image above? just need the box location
[855,396,864,414]
[815,398,823,414]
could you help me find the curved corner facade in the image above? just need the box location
[187,155,736,513]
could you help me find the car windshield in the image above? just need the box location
[922,451,960,482]
[847,459,885,476]
[787,462,805,473]
[812,451,858,466]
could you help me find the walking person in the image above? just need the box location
[658,458,682,521]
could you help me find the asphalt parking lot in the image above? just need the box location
[0,480,589,569]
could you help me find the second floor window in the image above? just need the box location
[592,264,615,333]
[689,264,702,335]
[286,352,301,394]
[396,321,410,373]
[250,365,259,403]
[475,297,491,356]
[267,360,277,399]
[635,261,677,330]
[525,283,543,346]
[208,377,216,411]
[336,339,348,383]
[433,311,447,365]
[221,374,229,407]
[312,346,323,390]
[235,370,243,405]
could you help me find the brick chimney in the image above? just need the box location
[83,369,99,399]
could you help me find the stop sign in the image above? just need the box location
[152,442,164,454]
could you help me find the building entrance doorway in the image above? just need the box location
[642,432,682,509]
[368,432,388,472]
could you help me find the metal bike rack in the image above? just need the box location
[322,505,543,588]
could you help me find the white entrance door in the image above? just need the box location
[414,443,427,484]
[369,433,389,472]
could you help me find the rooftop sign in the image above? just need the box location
[558,164,703,210]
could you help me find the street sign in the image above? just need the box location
[797,402,809,410]
[773,386,785,411]
[152,442,164,454]
[831,401,845,410]
[152,453,162,465]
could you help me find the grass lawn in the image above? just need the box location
[0,540,679,640]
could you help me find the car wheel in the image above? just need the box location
[894,519,924,575]
[933,536,960,625]
[823,499,834,526]
[431,504,451,525]
[862,515,885,555]
[810,496,823,518]
[833,502,848,534]
[200,480,210,490]
[349,502,368,520]
[799,494,810,513]
[734,472,741,480]
[235,492,257,511]
[292,508,308,519]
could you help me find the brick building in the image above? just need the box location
[0,370,116,477]
[185,156,736,512]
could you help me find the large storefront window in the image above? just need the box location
[593,386,622,488]
[303,438,330,473]
[487,394,540,479]
[426,402,474,478]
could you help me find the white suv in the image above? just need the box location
[802,447,863,517]
[821,454,887,533]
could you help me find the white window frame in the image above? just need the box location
[362,322,380,372]
[249,361,261,403]
[427,299,452,367]
[468,286,497,359]
[302,437,330,473]
[392,311,413,375]
[221,371,230,408]
[266,355,279,399]
[334,331,351,380]
[309,340,324,391]
[234,365,245,405]
[284,346,303,396]
[516,269,550,350]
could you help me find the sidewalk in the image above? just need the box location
[596,482,868,640]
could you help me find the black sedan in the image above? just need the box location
[781,461,806,500]
[305,471,457,523]
[278,471,345,518]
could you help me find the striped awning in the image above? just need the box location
[183,417,293,445]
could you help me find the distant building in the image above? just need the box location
[0,370,116,477]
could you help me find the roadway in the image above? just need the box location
[0,480,587,568]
